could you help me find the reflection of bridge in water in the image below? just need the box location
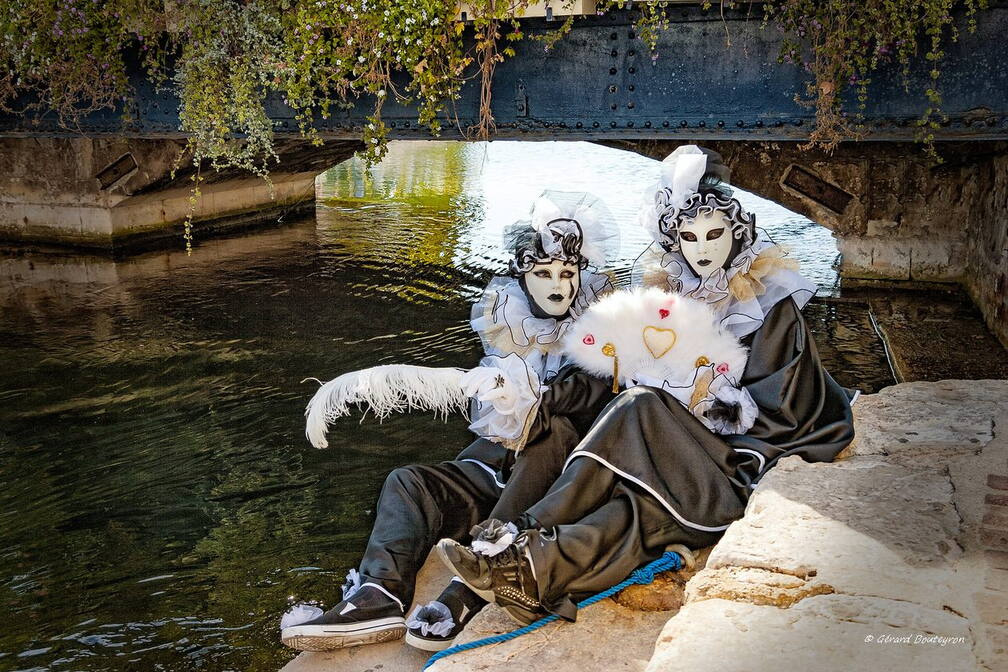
[0,5,1006,343]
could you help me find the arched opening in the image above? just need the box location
[314,139,891,393]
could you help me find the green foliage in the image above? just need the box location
[765,0,989,156]
[0,0,994,185]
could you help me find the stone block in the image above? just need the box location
[844,380,1006,457]
[646,596,975,672]
[701,455,964,612]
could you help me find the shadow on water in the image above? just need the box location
[0,141,893,671]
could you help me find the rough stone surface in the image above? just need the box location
[428,599,673,672]
[843,379,1002,457]
[647,596,976,672]
[648,379,1008,672]
[0,137,361,251]
[612,546,711,611]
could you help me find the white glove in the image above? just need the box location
[461,367,520,416]
[463,353,544,448]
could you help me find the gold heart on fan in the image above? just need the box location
[642,326,677,359]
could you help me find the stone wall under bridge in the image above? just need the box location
[613,140,1008,347]
[0,137,362,254]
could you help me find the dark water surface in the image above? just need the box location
[0,142,893,671]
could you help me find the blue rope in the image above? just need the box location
[422,550,684,670]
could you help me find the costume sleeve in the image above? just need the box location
[524,366,617,447]
[464,354,546,452]
[725,298,855,476]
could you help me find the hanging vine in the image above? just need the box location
[0,0,995,247]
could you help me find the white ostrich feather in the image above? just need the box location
[561,287,748,388]
[303,365,468,449]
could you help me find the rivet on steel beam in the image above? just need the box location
[610,121,617,128]
[680,120,687,127]
[404,122,411,128]
[699,121,706,127]
[774,121,783,127]
[629,31,636,40]
[610,32,618,40]
[627,102,635,109]
[609,67,617,75]
[756,120,763,127]
[644,121,652,128]
[611,49,618,57]
[559,122,567,128]
[628,67,636,74]
[611,103,618,110]
[628,49,636,56]
[736,120,744,127]
[609,85,618,93]
[628,85,635,92]
[543,121,550,127]
[663,121,671,127]
[576,122,583,128]
[717,120,724,127]
[390,122,396,128]
[627,121,634,127]
[593,121,600,128]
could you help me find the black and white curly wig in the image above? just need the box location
[507,218,588,277]
[655,187,756,256]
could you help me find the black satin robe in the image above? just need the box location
[516,296,856,532]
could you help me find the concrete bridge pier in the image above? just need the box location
[0,137,361,253]
[616,140,1008,346]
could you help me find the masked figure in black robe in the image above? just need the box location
[281,192,618,652]
[438,145,856,624]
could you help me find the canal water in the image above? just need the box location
[0,142,892,671]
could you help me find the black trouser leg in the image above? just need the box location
[488,415,581,524]
[358,460,501,607]
[520,455,620,530]
[525,484,723,621]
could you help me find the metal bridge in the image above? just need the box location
[2,4,1008,142]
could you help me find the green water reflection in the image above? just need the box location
[0,141,892,671]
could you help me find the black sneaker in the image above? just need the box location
[404,579,487,651]
[436,534,543,626]
[281,583,405,651]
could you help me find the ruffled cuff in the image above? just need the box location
[462,353,545,452]
[406,601,455,638]
[692,375,759,435]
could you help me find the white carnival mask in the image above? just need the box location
[678,210,733,279]
[523,259,581,317]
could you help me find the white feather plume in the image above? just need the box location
[304,365,468,449]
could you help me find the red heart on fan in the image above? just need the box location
[658,308,670,319]
[583,334,595,345]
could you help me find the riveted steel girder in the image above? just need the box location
[2,4,1007,142]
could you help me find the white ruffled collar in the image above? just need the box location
[633,233,816,338]
[471,272,613,379]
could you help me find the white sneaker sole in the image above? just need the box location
[404,630,456,652]
[281,617,406,651]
